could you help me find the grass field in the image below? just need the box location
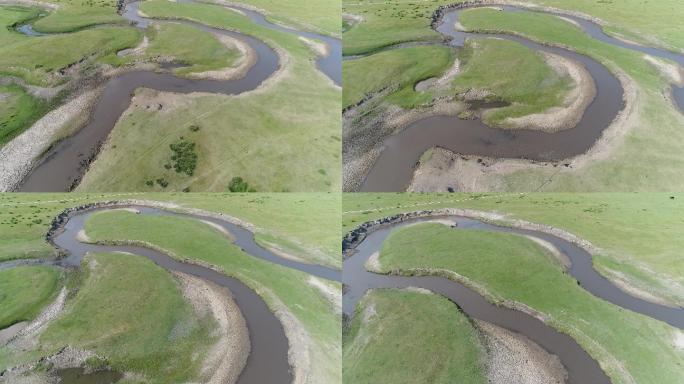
[145,22,241,76]
[450,38,570,127]
[0,193,340,269]
[0,266,62,329]
[343,193,684,309]
[344,288,487,384]
[31,0,125,33]
[342,0,684,54]
[455,7,684,192]
[213,0,340,37]
[0,84,49,147]
[343,45,454,109]
[34,253,214,382]
[375,223,683,384]
[84,210,341,384]
[75,0,340,193]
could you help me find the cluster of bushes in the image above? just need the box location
[228,177,256,192]
[169,139,198,176]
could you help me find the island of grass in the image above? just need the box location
[0,266,62,330]
[369,222,683,384]
[0,193,340,383]
[344,288,487,384]
[70,0,340,193]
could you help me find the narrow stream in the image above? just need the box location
[354,4,684,191]
[343,214,684,383]
[13,0,340,192]
[1,203,342,384]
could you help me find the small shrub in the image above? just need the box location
[156,178,169,188]
[145,180,154,187]
[169,140,198,176]
[189,124,201,132]
[228,177,256,192]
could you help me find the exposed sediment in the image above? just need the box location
[501,51,596,132]
[476,320,567,384]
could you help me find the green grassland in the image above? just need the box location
[83,210,341,384]
[0,193,340,269]
[0,266,62,329]
[376,223,683,384]
[145,22,240,76]
[523,0,684,53]
[0,252,216,382]
[450,38,570,127]
[343,193,684,309]
[344,288,487,384]
[0,5,141,86]
[457,8,684,192]
[343,37,571,125]
[342,0,684,54]
[214,0,340,37]
[343,45,454,109]
[0,84,49,147]
[342,0,441,56]
[75,0,340,193]
[31,0,125,33]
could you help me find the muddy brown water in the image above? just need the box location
[343,215,684,383]
[355,5,684,191]
[15,0,340,192]
[1,203,341,384]
[55,368,123,384]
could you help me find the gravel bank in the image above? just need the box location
[0,89,101,192]
[476,320,567,384]
[175,272,249,384]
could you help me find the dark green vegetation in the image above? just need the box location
[228,177,256,192]
[169,139,198,176]
[84,210,341,383]
[0,84,49,146]
[344,289,487,384]
[375,223,683,383]
[343,45,454,108]
[0,266,61,329]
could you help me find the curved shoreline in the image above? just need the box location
[2,0,340,192]
[343,210,684,383]
[1,201,342,383]
[346,2,684,192]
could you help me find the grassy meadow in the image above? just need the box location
[0,266,62,329]
[83,209,341,384]
[0,193,339,268]
[75,0,340,193]
[375,223,683,384]
[344,288,487,384]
